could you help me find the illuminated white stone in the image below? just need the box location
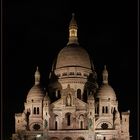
[12,14,130,140]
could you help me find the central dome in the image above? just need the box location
[55,14,92,70]
[55,44,91,69]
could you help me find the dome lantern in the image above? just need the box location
[67,13,79,45]
[35,66,40,85]
[102,65,108,84]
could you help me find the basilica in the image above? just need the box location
[12,14,130,140]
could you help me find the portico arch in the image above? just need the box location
[63,137,72,140]
[77,137,85,140]
[50,137,60,140]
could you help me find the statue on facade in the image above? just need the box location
[88,118,93,129]
[66,94,71,106]
[44,119,48,128]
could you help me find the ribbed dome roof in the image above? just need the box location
[55,45,92,69]
[26,67,44,101]
[27,85,44,100]
[96,84,116,100]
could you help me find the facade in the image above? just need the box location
[12,14,130,140]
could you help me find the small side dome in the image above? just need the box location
[27,85,44,101]
[96,65,116,100]
[26,67,44,101]
[97,84,116,100]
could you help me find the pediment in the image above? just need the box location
[51,98,63,108]
[75,98,87,108]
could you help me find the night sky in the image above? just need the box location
[3,0,138,140]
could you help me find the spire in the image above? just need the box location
[67,13,79,45]
[34,66,40,85]
[102,65,108,84]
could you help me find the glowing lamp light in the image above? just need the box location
[36,134,41,138]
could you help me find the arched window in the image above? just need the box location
[69,72,74,75]
[106,106,108,113]
[80,121,83,129]
[97,106,99,114]
[55,121,57,130]
[62,73,67,76]
[58,90,61,98]
[102,106,105,113]
[67,114,71,126]
[101,123,109,129]
[77,72,81,76]
[37,107,39,114]
[56,90,58,98]
[77,89,81,99]
[111,107,113,113]
[34,107,36,114]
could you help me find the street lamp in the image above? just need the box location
[36,134,42,140]
[96,134,102,140]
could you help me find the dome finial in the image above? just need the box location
[72,13,75,17]
[35,66,40,85]
[104,65,106,70]
[37,66,38,70]
[102,65,108,84]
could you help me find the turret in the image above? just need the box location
[43,92,50,130]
